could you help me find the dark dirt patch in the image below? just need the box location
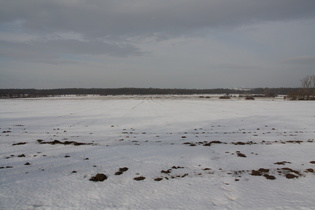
[310,161,315,164]
[24,162,31,165]
[89,173,108,182]
[285,174,298,179]
[115,171,123,175]
[203,141,223,146]
[251,170,262,176]
[12,142,27,146]
[115,167,129,175]
[161,169,172,174]
[274,161,292,165]
[134,176,145,181]
[0,166,13,169]
[277,167,302,179]
[232,141,256,145]
[172,166,184,169]
[37,139,94,146]
[263,174,276,180]
[236,151,246,158]
[305,168,314,173]
[154,177,163,181]
[286,140,303,144]
[258,168,270,173]
[210,140,223,144]
[203,168,211,171]
[2,131,11,133]
[281,167,301,175]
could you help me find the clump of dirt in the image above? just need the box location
[236,151,246,158]
[203,168,211,171]
[203,141,223,146]
[277,167,302,179]
[263,174,276,180]
[251,170,262,176]
[12,142,27,146]
[285,174,298,179]
[183,142,196,146]
[0,166,13,169]
[184,140,224,147]
[172,166,184,169]
[134,176,145,181]
[161,169,172,174]
[37,139,94,146]
[89,173,107,182]
[210,140,223,144]
[258,168,270,173]
[274,161,292,165]
[250,168,275,180]
[281,167,301,175]
[232,141,256,145]
[2,131,11,133]
[115,167,129,175]
[286,140,303,144]
[233,142,246,145]
[305,168,314,173]
[181,173,188,178]
[310,161,315,164]
[154,177,163,181]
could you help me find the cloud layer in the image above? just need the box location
[1,0,315,88]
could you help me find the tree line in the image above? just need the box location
[287,75,315,100]
[0,87,302,99]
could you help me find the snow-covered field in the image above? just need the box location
[1,96,315,209]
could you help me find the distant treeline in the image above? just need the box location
[0,88,301,98]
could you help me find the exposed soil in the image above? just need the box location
[161,169,172,174]
[37,139,94,146]
[134,176,145,181]
[115,167,129,175]
[89,173,108,182]
[12,142,27,146]
[274,161,292,165]
[236,151,247,158]
[182,140,314,147]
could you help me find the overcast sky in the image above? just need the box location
[1,0,315,89]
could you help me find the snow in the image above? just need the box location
[1,96,315,209]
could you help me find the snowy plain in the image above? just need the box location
[0,95,315,209]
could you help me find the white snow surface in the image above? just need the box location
[1,96,315,209]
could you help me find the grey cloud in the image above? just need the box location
[1,0,314,40]
[0,39,143,63]
[286,56,315,65]
[0,0,314,89]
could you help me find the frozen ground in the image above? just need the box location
[0,95,315,209]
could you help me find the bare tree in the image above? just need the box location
[301,75,315,100]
